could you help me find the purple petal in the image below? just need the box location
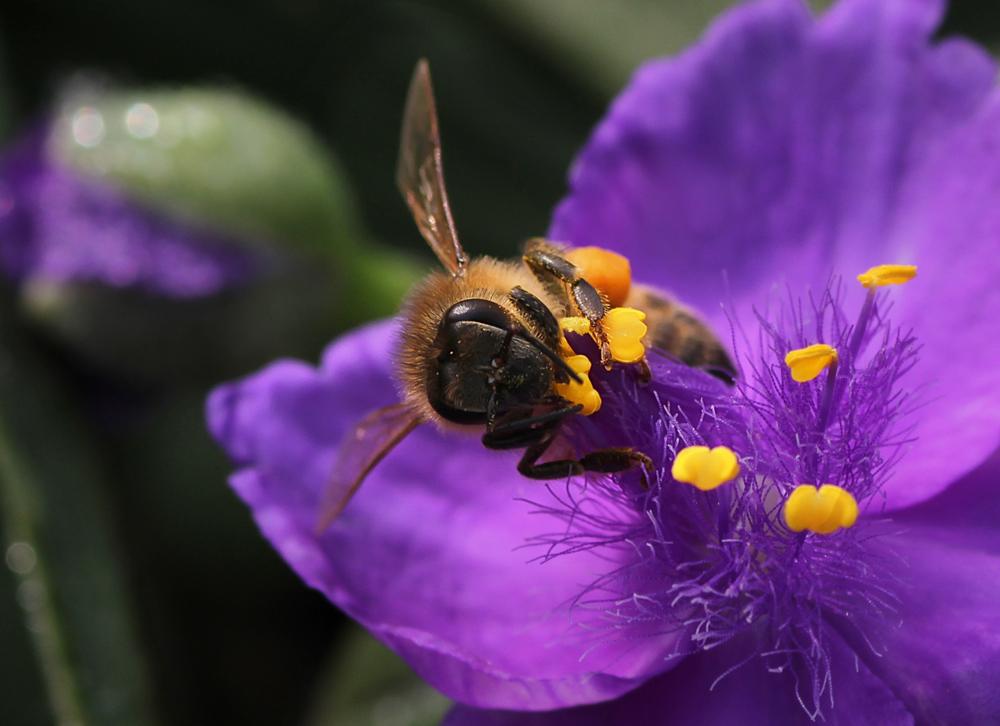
[206,321,688,710]
[837,450,1000,723]
[0,127,257,297]
[875,98,1000,509]
[894,448,1000,530]
[549,0,998,509]
[550,0,990,325]
[444,630,911,726]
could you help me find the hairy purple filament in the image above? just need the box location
[525,281,918,716]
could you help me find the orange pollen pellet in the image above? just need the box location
[566,246,632,308]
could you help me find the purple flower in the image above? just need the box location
[0,85,362,299]
[207,0,1000,723]
[0,125,257,297]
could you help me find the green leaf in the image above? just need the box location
[20,84,423,382]
[51,86,364,264]
[0,545,51,725]
[304,627,450,726]
[0,306,160,726]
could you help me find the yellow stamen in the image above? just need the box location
[857,264,917,289]
[603,307,648,364]
[784,344,838,383]
[783,484,858,534]
[565,246,632,308]
[554,354,602,415]
[671,445,740,491]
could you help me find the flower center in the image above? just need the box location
[535,262,919,718]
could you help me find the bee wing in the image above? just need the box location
[315,403,423,532]
[396,59,468,276]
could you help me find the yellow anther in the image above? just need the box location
[566,246,632,308]
[603,307,648,364]
[783,484,858,535]
[857,264,917,289]
[554,354,602,415]
[671,445,740,491]
[784,344,838,383]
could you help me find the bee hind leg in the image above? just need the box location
[522,240,613,367]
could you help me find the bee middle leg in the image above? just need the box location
[522,238,613,367]
[483,405,652,485]
[515,429,653,486]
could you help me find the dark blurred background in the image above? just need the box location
[0,2,997,725]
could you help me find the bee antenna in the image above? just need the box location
[519,333,583,384]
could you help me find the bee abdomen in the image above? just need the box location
[628,285,736,377]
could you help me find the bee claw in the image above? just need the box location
[635,358,652,385]
[600,340,614,370]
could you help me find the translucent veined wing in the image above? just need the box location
[396,59,468,276]
[315,403,422,532]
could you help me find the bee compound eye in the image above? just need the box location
[443,299,511,330]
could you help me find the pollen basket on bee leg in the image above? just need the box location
[565,246,632,308]
[558,309,648,366]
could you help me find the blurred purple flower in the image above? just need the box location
[0,126,257,297]
[207,0,1000,723]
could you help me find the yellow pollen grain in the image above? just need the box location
[857,264,917,289]
[784,344,838,383]
[559,310,647,365]
[671,445,740,491]
[783,484,858,535]
[604,307,648,364]
[554,354,602,415]
[560,316,592,337]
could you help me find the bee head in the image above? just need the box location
[426,299,554,425]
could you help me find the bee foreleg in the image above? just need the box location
[483,425,554,451]
[484,403,581,440]
[508,286,562,351]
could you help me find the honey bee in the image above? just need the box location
[316,60,733,528]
